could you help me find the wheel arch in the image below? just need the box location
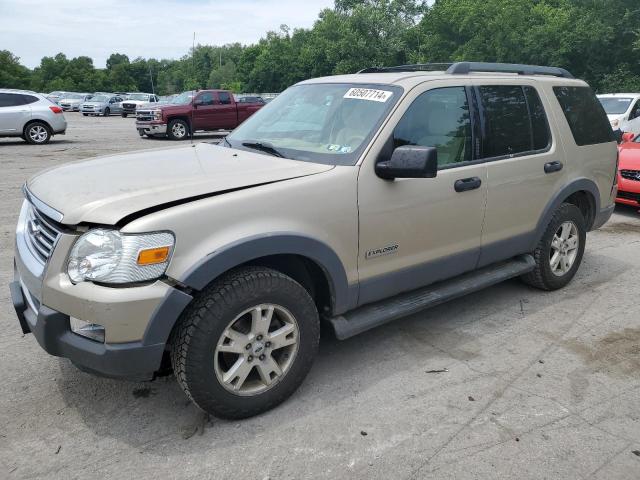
[142,234,354,348]
[532,178,600,250]
[22,118,52,136]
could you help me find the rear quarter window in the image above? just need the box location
[553,86,614,146]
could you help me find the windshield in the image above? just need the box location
[65,93,84,99]
[599,97,633,115]
[170,91,195,105]
[90,95,109,102]
[226,83,402,165]
[128,93,149,101]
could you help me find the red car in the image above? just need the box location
[616,132,640,206]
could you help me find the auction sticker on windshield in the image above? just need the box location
[344,88,393,102]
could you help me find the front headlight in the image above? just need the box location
[153,109,162,120]
[611,119,619,128]
[67,229,174,284]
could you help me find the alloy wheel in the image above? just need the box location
[549,221,579,276]
[214,304,299,396]
[28,125,48,143]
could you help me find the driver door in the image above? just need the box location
[357,83,487,306]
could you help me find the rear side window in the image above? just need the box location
[218,91,232,105]
[553,86,613,146]
[0,93,26,107]
[478,85,550,158]
[21,94,39,105]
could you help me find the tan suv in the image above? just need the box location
[11,62,617,418]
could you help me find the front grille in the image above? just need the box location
[25,205,62,262]
[123,103,136,110]
[620,170,640,182]
[136,110,155,121]
[617,190,640,203]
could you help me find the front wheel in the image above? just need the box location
[521,203,586,290]
[171,267,320,419]
[103,107,110,117]
[122,113,128,118]
[167,119,189,140]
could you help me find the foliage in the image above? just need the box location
[2,0,639,95]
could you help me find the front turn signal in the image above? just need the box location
[137,246,171,265]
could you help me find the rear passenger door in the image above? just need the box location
[214,91,237,129]
[0,93,31,133]
[476,83,565,266]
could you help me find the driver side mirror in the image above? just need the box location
[376,145,438,180]
[622,132,636,143]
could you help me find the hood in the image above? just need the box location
[27,143,334,225]
[123,99,149,105]
[61,98,82,104]
[619,141,640,170]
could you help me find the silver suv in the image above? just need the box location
[80,94,124,116]
[11,63,617,418]
[0,89,67,144]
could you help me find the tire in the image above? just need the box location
[122,113,128,118]
[82,113,88,116]
[103,107,110,117]
[24,122,51,145]
[171,266,320,419]
[167,119,189,140]
[521,203,586,291]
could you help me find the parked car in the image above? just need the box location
[135,89,263,139]
[120,93,159,117]
[598,93,640,133]
[11,62,617,419]
[615,132,640,206]
[45,91,68,104]
[59,93,92,112]
[80,94,124,116]
[0,89,66,144]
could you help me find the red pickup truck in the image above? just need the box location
[135,90,264,140]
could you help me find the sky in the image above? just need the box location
[0,0,335,68]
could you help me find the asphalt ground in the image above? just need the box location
[1,113,639,479]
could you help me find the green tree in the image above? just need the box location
[0,50,31,89]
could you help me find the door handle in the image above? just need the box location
[454,177,482,192]
[544,161,563,174]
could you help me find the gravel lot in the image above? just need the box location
[1,114,640,479]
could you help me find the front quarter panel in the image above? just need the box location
[121,165,359,314]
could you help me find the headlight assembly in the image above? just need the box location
[67,229,174,284]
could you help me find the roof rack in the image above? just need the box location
[357,61,574,79]
[358,63,453,73]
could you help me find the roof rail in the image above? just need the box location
[358,63,453,73]
[446,62,574,79]
[357,62,574,79]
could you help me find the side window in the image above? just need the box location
[197,92,214,105]
[478,86,532,158]
[219,91,232,105]
[393,86,472,167]
[553,86,613,146]
[630,100,640,120]
[0,93,25,107]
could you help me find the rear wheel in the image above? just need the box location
[171,267,319,419]
[167,119,189,140]
[522,203,586,290]
[24,122,51,145]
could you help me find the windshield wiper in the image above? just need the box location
[241,141,285,158]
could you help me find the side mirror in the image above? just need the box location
[193,99,202,108]
[622,132,636,143]
[376,145,438,180]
